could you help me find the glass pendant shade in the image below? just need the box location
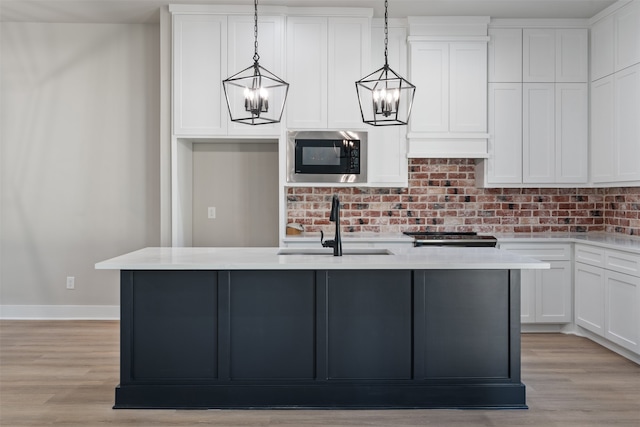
[223,62,289,125]
[356,64,415,126]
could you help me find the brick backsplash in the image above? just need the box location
[286,159,640,236]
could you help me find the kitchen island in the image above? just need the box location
[96,246,548,409]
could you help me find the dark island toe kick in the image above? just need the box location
[113,383,527,410]
[114,268,526,409]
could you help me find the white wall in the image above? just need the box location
[0,22,160,318]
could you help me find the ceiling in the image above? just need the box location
[0,0,618,24]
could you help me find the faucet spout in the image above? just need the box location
[320,194,342,256]
[331,195,342,256]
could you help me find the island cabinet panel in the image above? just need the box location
[123,271,218,381]
[226,271,316,380]
[325,270,412,380]
[418,270,510,379]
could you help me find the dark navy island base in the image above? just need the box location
[115,269,525,409]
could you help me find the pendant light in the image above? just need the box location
[355,0,415,126]
[223,0,289,125]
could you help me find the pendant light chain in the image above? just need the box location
[253,0,260,63]
[383,0,389,67]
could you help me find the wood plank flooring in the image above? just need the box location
[1,321,639,426]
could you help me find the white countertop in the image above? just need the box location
[495,232,640,254]
[285,231,640,255]
[95,246,549,271]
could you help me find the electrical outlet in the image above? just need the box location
[66,276,75,290]
[208,207,216,219]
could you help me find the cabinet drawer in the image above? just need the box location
[605,250,640,277]
[575,245,605,267]
[499,243,571,260]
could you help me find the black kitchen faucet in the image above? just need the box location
[320,194,342,256]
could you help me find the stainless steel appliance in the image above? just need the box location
[403,231,498,247]
[287,130,367,183]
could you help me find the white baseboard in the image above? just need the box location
[0,305,119,320]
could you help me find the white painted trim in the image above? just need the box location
[489,18,589,29]
[0,305,119,320]
[408,36,490,43]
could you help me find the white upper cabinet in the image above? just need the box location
[523,29,556,82]
[409,42,449,133]
[590,75,615,182]
[328,17,370,129]
[286,15,370,129]
[449,43,488,132]
[556,29,588,82]
[172,12,284,137]
[479,24,588,187]
[523,83,555,183]
[487,83,522,183]
[555,83,588,183]
[590,2,640,186]
[591,14,615,81]
[173,14,228,136]
[286,16,328,129]
[488,28,522,83]
[590,61,640,185]
[523,29,587,83]
[615,0,640,72]
[614,63,640,182]
[406,16,489,158]
[409,41,487,134]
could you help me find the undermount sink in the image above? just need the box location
[277,248,394,256]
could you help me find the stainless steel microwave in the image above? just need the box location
[286,130,367,183]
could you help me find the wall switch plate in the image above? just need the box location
[66,276,75,290]
[208,207,216,219]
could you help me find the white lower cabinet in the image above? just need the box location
[575,262,606,335]
[575,244,640,354]
[499,243,572,324]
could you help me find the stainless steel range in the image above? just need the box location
[403,231,498,247]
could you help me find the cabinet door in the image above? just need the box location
[449,42,487,133]
[555,29,588,83]
[591,14,615,81]
[409,42,449,133]
[555,83,588,183]
[605,270,640,353]
[590,75,616,183]
[536,260,572,323]
[173,15,227,136]
[488,28,522,83]
[575,262,606,336]
[523,83,555,183]
[227,15,284,136]
[614,63,640,182]
[487,83,522,183]
[523,29,555,82]
[286,17,328,129]
[328,17,369,129]
[615,0,640,72]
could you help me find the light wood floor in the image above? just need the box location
[1,321,639,427]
